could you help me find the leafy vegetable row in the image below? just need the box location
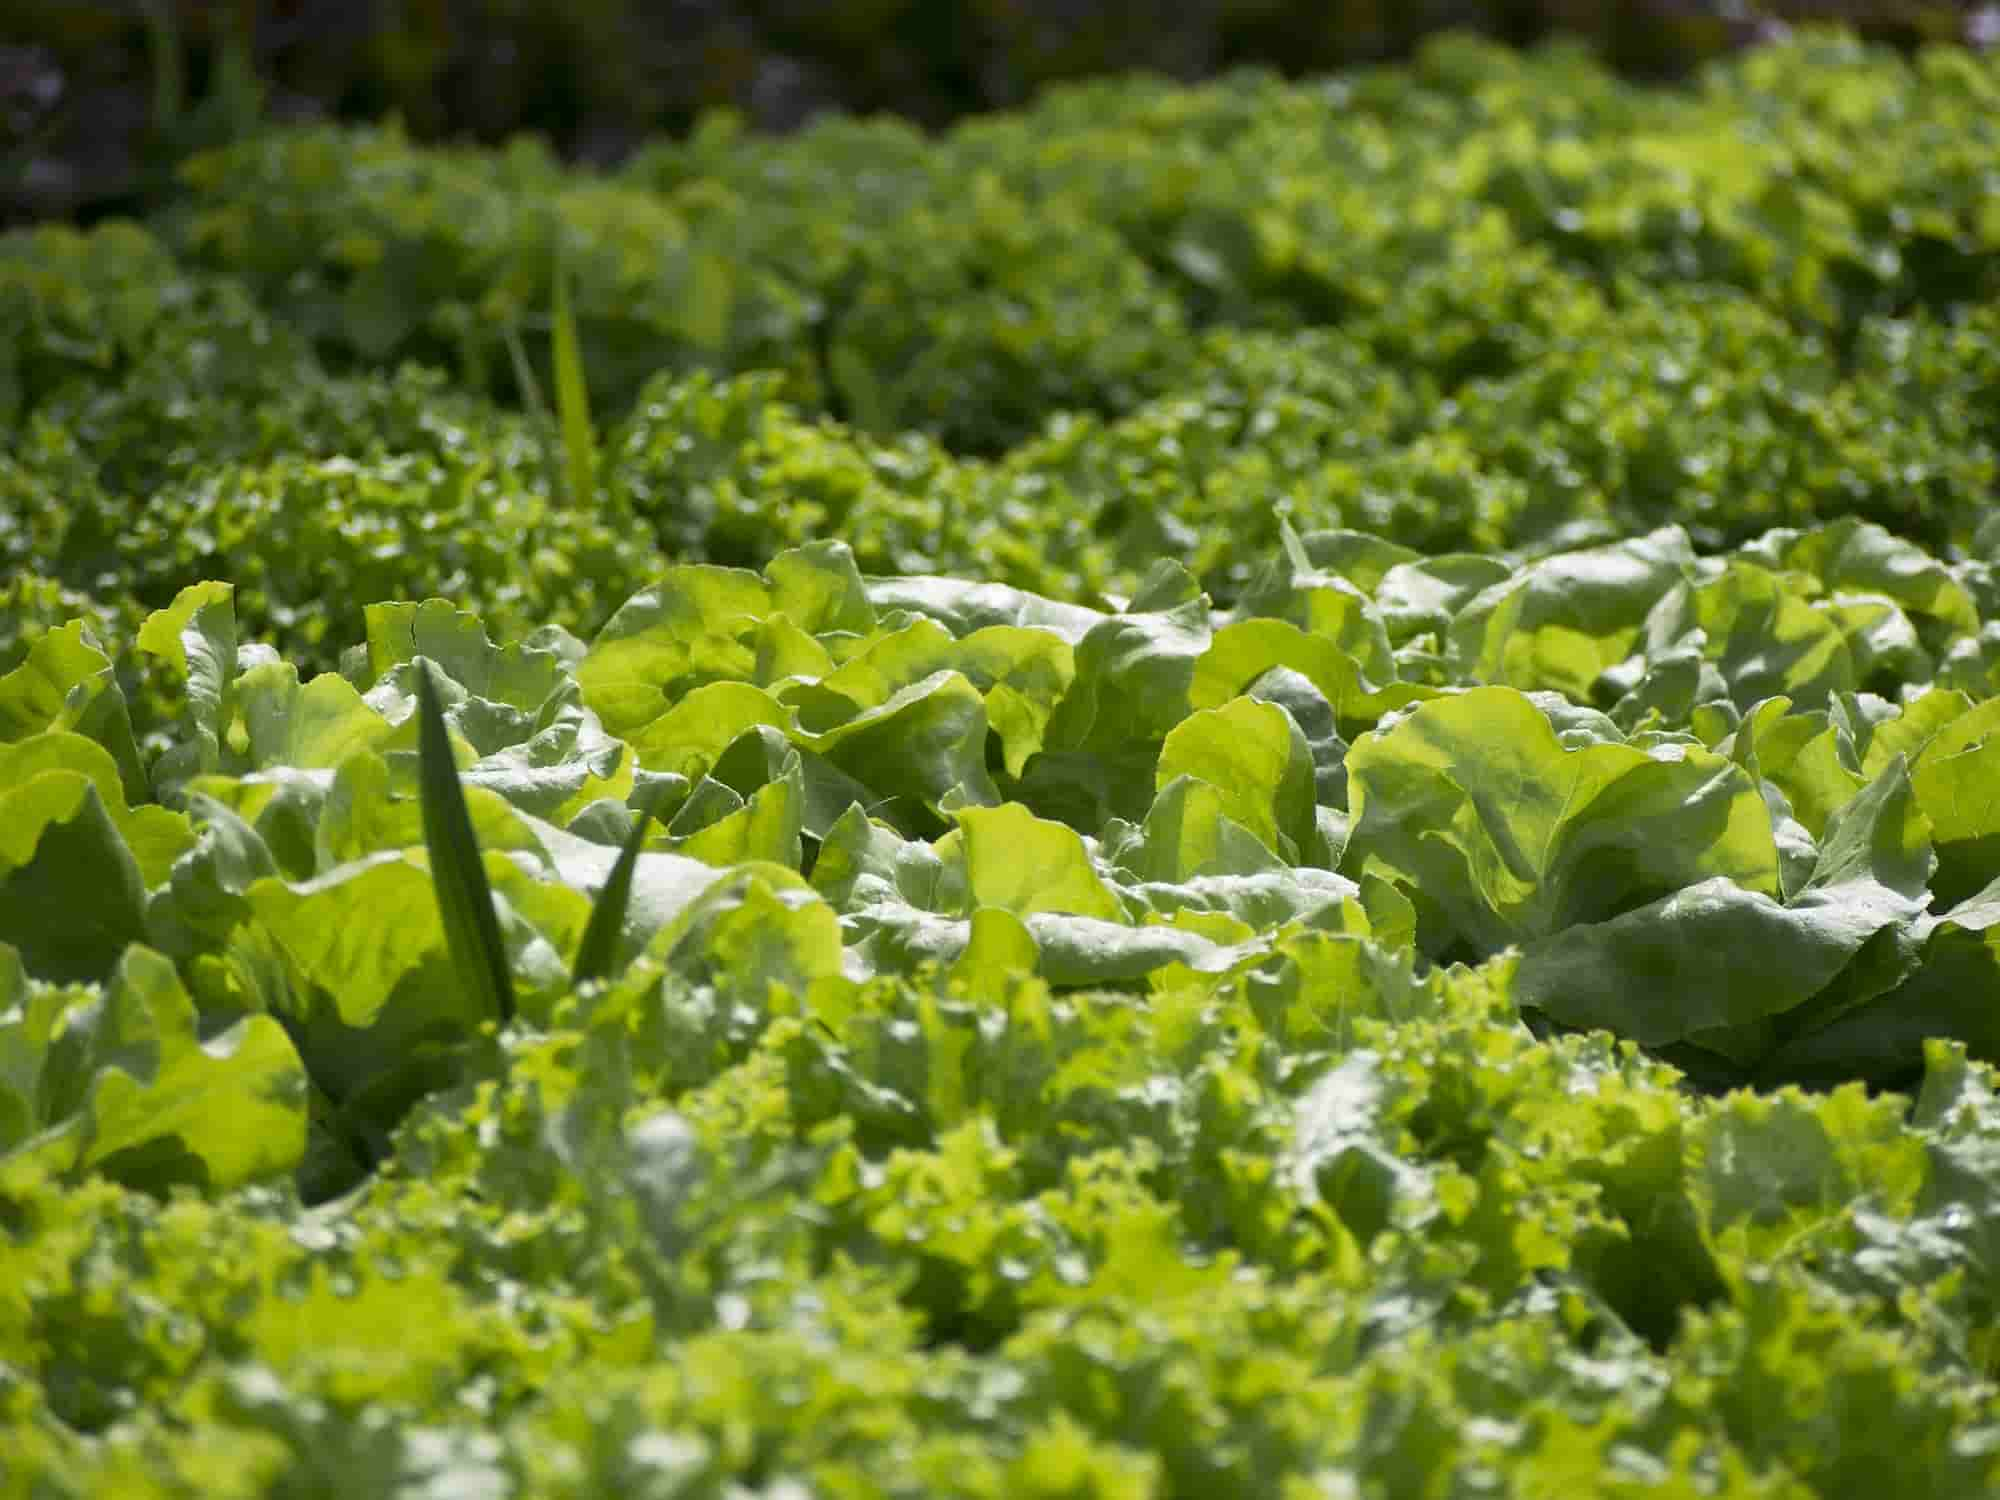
[12,514,2000,1187]
[5,33,1999,675]
[12,543,2000,1492]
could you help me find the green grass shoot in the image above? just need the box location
[414,658,516,1025]
[549,251,598,507]
[570,790,661,987]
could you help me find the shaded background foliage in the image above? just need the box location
[3,0,1992,227]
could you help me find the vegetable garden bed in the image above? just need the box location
[5,28,2000,1497]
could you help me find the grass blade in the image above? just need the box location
[503,316,568,505]
[504,316,550,428]
[549,255,598,507]
[415,659,516,1025]
[829,341,893,435]
[571,793,659,987]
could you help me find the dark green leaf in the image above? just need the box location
[415,658,515,1024]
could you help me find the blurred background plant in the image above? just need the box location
[4,0,1993,227]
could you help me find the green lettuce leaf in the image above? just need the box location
[1155,696,1322,865]
[0,735,198,982]
[1758,880,2000,1088]
[668,736,805,870]
[1515,756,1933,1058]
[361,598,576,710]
[136,580,243,790]
[1911,697,2000,908]
[1192,618,1436,737]
[0,620,145,804]
[1447,525,1694,700]
[861,574,1104,644]
[1342,686,1777,956]
[580,564,774,737]
[1643,561,1855,712]
[2,943,306,1192]
[1043,596,1212,756]
[797,669,1000,832]
[945,803,1126,923]
[1108,775,1287,884]
[1743,517,1981,639]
